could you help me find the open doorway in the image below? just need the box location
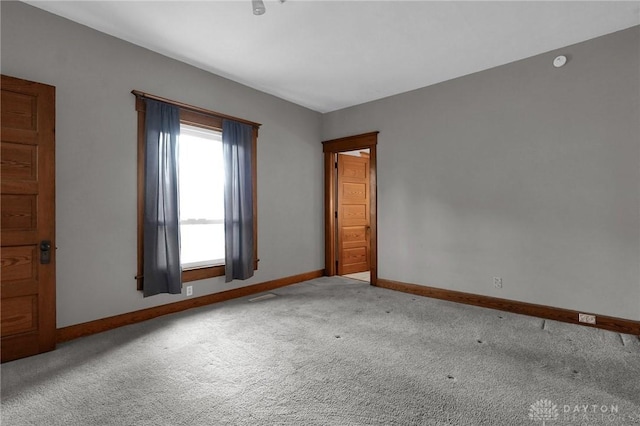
[322,132,378,285]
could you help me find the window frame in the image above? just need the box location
[134,91,259,289]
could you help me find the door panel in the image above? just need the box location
[337,154,370,275]
[2,194,38,229]
[1,75,56,362]
[342,205,366,222]
[1,143,38,180]
[342,226,366,243]
[1,296,38,337]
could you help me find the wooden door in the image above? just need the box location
[337,154,370,275]
[1,75,56,362]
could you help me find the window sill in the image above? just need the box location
[182,265,225,282]
[181,260,259,283]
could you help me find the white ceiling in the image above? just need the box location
[25,1,640,113]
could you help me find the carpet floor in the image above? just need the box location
[2,277,639,425]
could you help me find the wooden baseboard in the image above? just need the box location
[376,278,640,336]
[57,269,324,343]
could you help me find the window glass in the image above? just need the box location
[178,124,225,269]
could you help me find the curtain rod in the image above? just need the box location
[132,90,261,128]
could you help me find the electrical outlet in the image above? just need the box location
[493,277,502,288]
[186,285,193,297]
[578,313,596,324]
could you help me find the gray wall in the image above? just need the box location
[1,2,324,328]
[323,26,640,321]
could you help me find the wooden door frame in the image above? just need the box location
[322,132,378,284]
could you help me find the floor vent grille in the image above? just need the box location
[248,293,278,302]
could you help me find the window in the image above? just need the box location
[134,92,259,288]
[178,125,225,270]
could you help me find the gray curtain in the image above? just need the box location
[222,120,254,282]
[143,99,182,297]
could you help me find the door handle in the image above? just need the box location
[40,240,51,265]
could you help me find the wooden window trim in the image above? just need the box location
[134,91,260,289]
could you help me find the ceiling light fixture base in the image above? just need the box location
[553,55,567,68]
